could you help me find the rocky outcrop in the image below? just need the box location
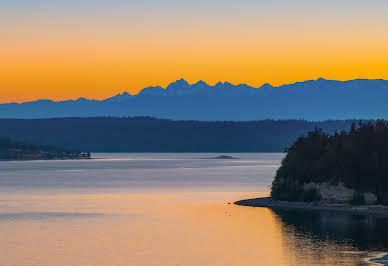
[303,182,377,204]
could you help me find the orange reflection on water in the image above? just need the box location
[0,191,376,265]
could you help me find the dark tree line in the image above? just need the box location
[271,120,388,204]
[0,117,356,152]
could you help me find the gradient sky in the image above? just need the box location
[1,0,388,103]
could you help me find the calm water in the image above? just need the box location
[0,153,387,265]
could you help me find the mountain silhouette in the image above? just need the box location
[1,78,388,120]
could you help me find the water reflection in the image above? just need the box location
[0,212,104,221]
[0,153,384,265]
[272,209,388,265]
[0,191,383,266]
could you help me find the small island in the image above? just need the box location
[236,120,388,215]
[0,138,91,161]
[210,155,239,160]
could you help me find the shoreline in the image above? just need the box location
[235,197,388,217]
[0,157,92,162]
[369,253,388,265]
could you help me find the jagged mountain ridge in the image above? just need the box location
[1,78,388,120]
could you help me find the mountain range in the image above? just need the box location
[2,78,388,120]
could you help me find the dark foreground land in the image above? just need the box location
[271,120,388,205]
[235,197,388,217]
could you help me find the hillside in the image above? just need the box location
[1,78,388,120]
[0,117,356,152]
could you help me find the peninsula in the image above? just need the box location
[0,138,91,161]
[236,120,388,215]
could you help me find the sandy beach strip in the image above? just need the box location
[235,197,388,217]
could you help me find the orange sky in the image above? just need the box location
[1,1,388,103]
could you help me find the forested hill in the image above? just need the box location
[0,117,357,152]
[271,120,388,205]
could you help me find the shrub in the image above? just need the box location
[271,178,304,201]
[300,187,321,202]
[377,192,388,206]
[350,192,365,205]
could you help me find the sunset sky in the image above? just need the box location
[1,0,388,103]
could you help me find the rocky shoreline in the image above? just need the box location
[370,253,388,265]
[235,197,388,216]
